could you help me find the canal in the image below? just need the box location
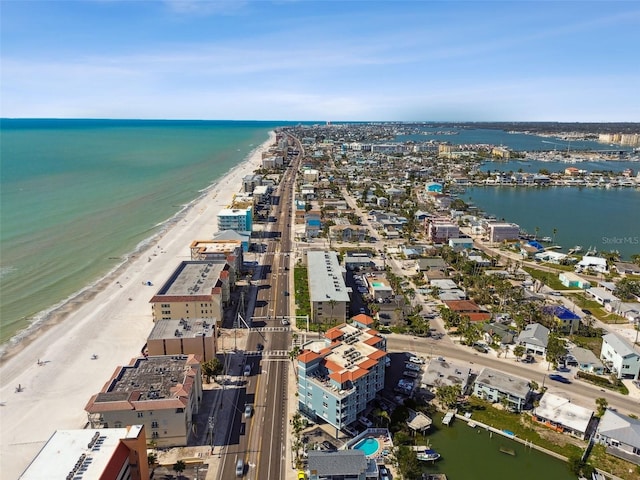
[420,414,576,479]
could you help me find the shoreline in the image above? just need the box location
[0,131,275,479]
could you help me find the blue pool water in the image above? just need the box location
[353,437,380,456]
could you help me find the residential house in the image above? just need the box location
[516,323,549,356]
[576,256,609,274]
[443,299,492,322]
[569,346,605,375]
[559,272,591,289]
[307,450,379,480]
[595,409,640,466]
[614,262,640,276]
[587,287,619,306]
[600,333,640,380]
[449,237,473,251]
[421,358,472,393]
[472,368,531,412]
[543,305,581,334]
[533,393,593,439]
[305,210,322,238]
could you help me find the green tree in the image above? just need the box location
[545,333,566,369]
[395,445,422,479]
[436,385,461,409]
[513,344,525,361]
[595,397,608,417]
[172,460,186,478]
[201,357,223,383]
[147,451,157,467]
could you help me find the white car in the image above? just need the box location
[359,416,373,428]
[409,356,424,364]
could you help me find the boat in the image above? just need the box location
[468,421,477,428]
[568,245,583,254]
[417,449,441,462]
[540,236,553,242]
[499,447,516,456]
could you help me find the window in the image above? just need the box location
[176,408,184,413]
[137,412,143,418]
[151,421,159,428]
[161,303,170,308]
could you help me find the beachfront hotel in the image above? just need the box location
[189,236,243,272]
[19,425,150,480]
[307,251,350,325]
[297,316,387,432]
[85,354,202,448]
[149,260,231,322]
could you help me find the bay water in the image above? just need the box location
[0,119,285,345]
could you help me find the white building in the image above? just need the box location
[595,409,640,466]
[600,333,640,380]
[307,251,350,324]
[216,206,253,234]
[576,256,609,274]
[533,393,593,439]
[472,368,531,412]
[487,222,520,243]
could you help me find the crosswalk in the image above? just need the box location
[244,350,290,358]
[250,326,290,333]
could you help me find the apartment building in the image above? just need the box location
[297,318,387,431]
[216,206,253,234]
[149,261,231,322]
[147,317,216,361]
[307,251,350,324]
[600,333,640,380]
[487,222,520,243]
[472,367,531,412]
[189,237,243,275]
[85,355,202,447]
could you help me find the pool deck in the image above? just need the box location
[345,428,394,459]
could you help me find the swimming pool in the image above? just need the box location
[353,437,380,456]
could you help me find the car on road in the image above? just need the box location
[322,440,337,451]
[283,290,290,296]
[235,458,245,477]
[244,404,252,418]
[549,374,571,384]
[581,308,592,315]
[281,318,290,326]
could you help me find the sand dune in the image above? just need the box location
[0,132,274,479]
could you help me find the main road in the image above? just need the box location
[218,134,302,480]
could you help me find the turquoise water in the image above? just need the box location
[422,415,575,480]
[464,186,640,260]
[0,119,289,346]
[353,437,380,456]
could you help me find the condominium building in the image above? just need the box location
[426,216,459,243]
[189,237,243,275]
[19,425,150,480]
[85,355,202,448]
[147,317,216,361]
[149,261,231,322]
[297,317,387,431]
[217,206,253,234]
[307,251,350,324]
[487,222,520,243]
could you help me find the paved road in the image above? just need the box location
[385,334,640,416]
[218,135,301,480]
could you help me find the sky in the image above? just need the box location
[1,0,639,122]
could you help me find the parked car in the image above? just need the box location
[244,404,252,418]
[243,364,251,376]
[581,308,593,315]
[322,440,337,451]
[359,416,373,428]
[409,356,424,364]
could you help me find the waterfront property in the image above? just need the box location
[189,235,244,269]
[472,367,531,412]
[18,425,150,480]
[146,317,216,361]
[421,357,472,393]
[600,333,640,380]
[216,205,253,235]
[486,222,520,243]
[85,354,202,447]
[149,261,231,323]
[297,318,386,431]
[306,450,378,480]
[532,393,594,439]
[558,272,591,289]
[595,409,640,466]
[307,251,350,325]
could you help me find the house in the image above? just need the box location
[422,358,472,393]
[443,299,492,322]
[569,346,605,375]
[85,355,202,447]
[543,305,581,334]
[307,450,378,480]
[18,425,150,480]
[587,287,619,306]
[559,272,591,289]
[482,323,515,346]
[516,323,549,356]
[472,368,531,412]
[533,393,594,439]
[305,210,322,238]
[614,262,640,276]
[595,409,640,466]
[576,256,609,274]
[600,333,640,380]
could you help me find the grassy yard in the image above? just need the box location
[522,266,569,290]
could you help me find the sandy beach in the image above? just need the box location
[0,132,274,479]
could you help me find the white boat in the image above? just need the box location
[540,236,553,242]
[417,449,441,461]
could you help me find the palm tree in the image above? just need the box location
[328,299,337,326]
[534,226,540,240]
[172,460,186,479]
[595,397,608,417]
[552,227,558,244]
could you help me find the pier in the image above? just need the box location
[442,410,456,426]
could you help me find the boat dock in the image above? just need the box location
[442,410,456,426]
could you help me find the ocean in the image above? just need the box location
[0,119,287,345]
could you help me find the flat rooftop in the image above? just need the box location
[307,251,350,302]
[18,427,133,480]
[148,318,216,340]
[191,239,241,254]
[94,355,196,404]
[475,367,530,398]
[422,358,471,388]
[534,393,592,433]
[156,261,225,296]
